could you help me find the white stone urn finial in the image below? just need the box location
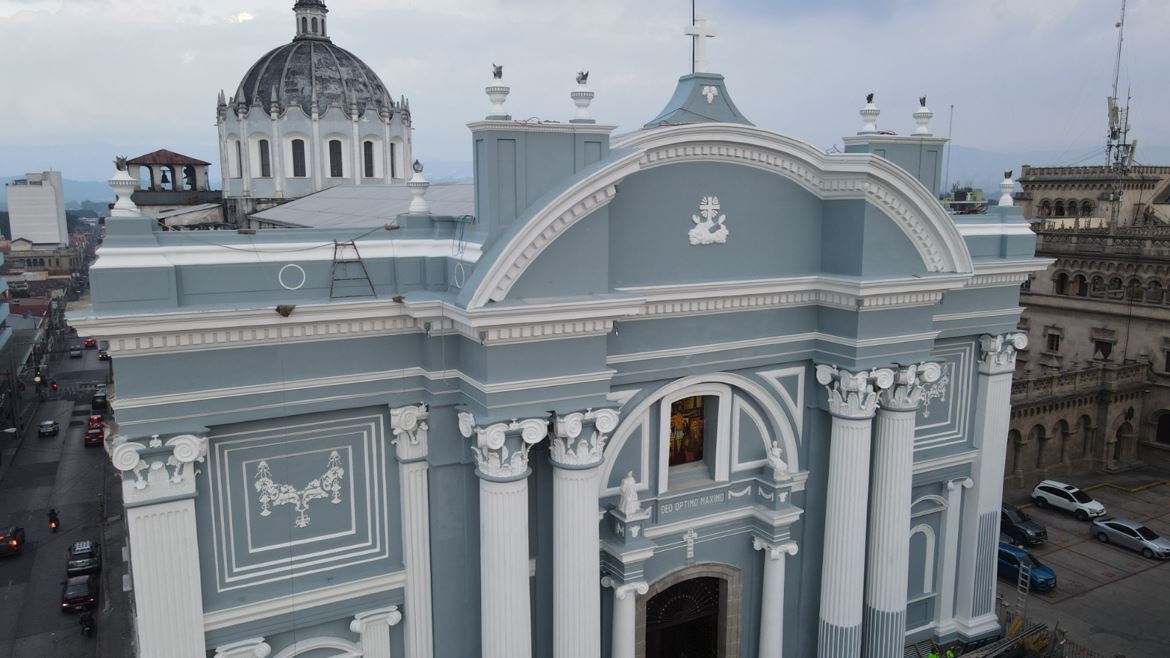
[999,170,1015,207]
[859,92,880,134]
[570,70,595,123]
[486,63,510,119]
[913,95,933,136]
[407,160,430,213]
[109,156,139,217]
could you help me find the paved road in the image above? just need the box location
[997,480,1170,658]
[0,345,129,658]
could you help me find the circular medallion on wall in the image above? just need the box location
[278,263,307,291]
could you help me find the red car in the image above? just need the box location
[86,415,103,431]
[83,428,104,446]
[83,338,97,349]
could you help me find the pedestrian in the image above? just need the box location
[927,646,940,658]
[945,646,956,658]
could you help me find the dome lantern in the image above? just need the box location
[294,0,329,41]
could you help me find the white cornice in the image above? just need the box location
[955,224,1035,237]
[203,571,406,632]
[92,239,481,269]
[466,120,618,134]
[965,258,1053,289]
[606,330,940,365]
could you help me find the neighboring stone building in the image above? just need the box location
[2,238,82,274]
[73,28,1045,658]
[3,170,68,246]
[1017,164,1170,227]
[217,0,412,224]
[124,149,225,228]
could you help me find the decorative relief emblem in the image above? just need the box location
[689,196,729,245]
[701,85,719,104]
[920,362,952,419]
[253,451,345,529]
[684,528,698,561]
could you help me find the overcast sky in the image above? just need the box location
[1,0,1167,181]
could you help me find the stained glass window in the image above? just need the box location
[669,396,706,466]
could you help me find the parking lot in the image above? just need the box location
[998,479,1170,657]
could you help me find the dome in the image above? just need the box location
[231,1,392,118]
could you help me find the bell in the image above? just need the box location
[160,170,170,184]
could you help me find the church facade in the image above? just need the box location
[77,39,1043,658]
[216,0,413,224]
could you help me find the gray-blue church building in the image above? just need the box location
[75,6,1046,657]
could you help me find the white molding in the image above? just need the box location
[466,120,618,134]
[756,366,804,446]
[92,239,481,269]
[643,502,803,539]
[203,570,406,631]
[909,523,937,595]
[933,307,1024,322]
[270,637,362,658]
[730,396,771,472]
[599,419,650,498]
[656,383,732,495]
[471,123,976,307]
[606,331,939,365]
[912,449,977,474]
[954,224,1035,237]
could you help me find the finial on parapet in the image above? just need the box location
[913,95,934,136]
[486,64,510,119]
[571,70,595,123]
[999,170,1015,207]
[407,160,430,213]
[859,93,880,134]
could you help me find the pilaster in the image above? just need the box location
[390,403,433,658]
[549,409,620,658]
[814,364,892,658]
[955,333,1026,637]
[350,606,403,658]
[862,363,942,658]
[753,538,799,658]
[110,434,208,658]
[935,477,973,636]
[459,413,548,658]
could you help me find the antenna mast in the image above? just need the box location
[1107,0,1132,226]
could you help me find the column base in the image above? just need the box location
[861,606,906,658]
[951,613,1000,641]
[818,619,861,658]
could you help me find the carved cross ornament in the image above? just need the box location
[390,403,429,461]
[815,364,894,419]
[460,412,548,480]
[979,332,1027,374]
[111,434,208,490]
[550,408,620,468]
[689,195,729,245]
[879,362,943,412]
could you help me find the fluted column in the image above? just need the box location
[460,413,547,658]
[549,409,620,658]
[955,333,1026,637]
[815,365,893,658]
[936,477,973,634]
[391,404,434,658]
[111,435,209,658]
[350,606,403,658]
[754,538,799,658]
[601,577,648,658]
[862,363,942,658]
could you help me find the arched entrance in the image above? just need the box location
[637,563,742,658]
[645,577,721,657]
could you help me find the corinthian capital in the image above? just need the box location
[459,412,548,480]
[979,332,1027,374]
[390,403,429,461]
[549,408,620,468]
[815,364,894,419]
[879,362,943,411]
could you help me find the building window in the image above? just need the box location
[291,139,307,177]
[233,140,243,178]
[1094,340,1113,360]
[258,139,271,178]
[390,141,398,179]
[329,139,344,178]
[1053,272,1068,295]
[668,396,707,467]
[301,16,307,35]
[311,17,318,34]
[363,141,375,178]
[1158,415,1170,445]
[1046,333,1061,353]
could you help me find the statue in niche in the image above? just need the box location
[767,440,791,482]
[618,471,643,515]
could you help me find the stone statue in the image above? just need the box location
[492,63,503,79]
[114,156,128,171]
[618,471,642,515]
[412,159,424,174]
[1004,169,1012,180]
[576,70,589,85]
[919,95,927,107]
[865,92,874,104]
[767,440,791,482]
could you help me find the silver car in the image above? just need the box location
[1091,517,1170,559]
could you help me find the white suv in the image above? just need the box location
[1031,480,1106,521]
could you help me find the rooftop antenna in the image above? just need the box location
[691,0,695,74]
[1107,0,1132,226]
[942,104,954,193]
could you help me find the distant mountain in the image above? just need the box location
[0,176,116,210]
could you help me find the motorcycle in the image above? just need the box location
[79,612,95,637]
[48,509,59,533]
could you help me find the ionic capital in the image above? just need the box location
[459,412,548,480]
[390,403,429,462]
[601,576,649,600]
[213,637,271,658]
[879,362,943,412]
[111,434,207,492]
[815,364,893,419]
[978,332,1027,374]
[753,537,799,561]
[350,605,403,633]
[549,408,620,469]
[945,476,974,492]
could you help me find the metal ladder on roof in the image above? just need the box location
[329,240,376,299]
[1014,562,1032,624]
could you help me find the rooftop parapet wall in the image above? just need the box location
[1034,224,1170,260]
[1020,164,1170,181]
[1011,361,1148,404]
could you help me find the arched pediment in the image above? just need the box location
[465,123,973,309]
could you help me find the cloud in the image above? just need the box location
[227,11,253,24]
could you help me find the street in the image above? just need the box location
[0,345,129,658]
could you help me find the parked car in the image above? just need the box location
[38,420,59,437]
[60,575,99,612]
[86,415,104,431]
[1002,503,1048,546]
[83,428,104,447]
[0,526,26,557]
[69,347,82,358]
[97,350,111,361]
[1031,480,1106,521]
[997,542,1057,591]
[1091,517,1170,559]
[91,392,107,412]
[66,540,102,575]
[83,337,97,349]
